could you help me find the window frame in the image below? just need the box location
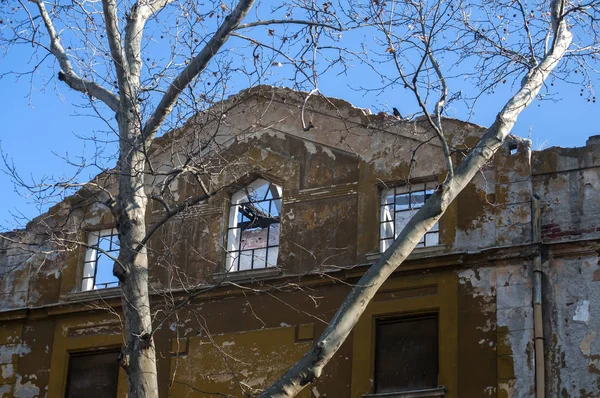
[350,273,458,398]
[380,182,440,252]
[65,348,121,398]
[373,313,439,394]
[225,178,282,272]
[82,228,120,291]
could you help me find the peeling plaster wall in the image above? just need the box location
[0,232,32,309]
[532,137,600,397]
[0,88,599,397]
[0,86,536,312]
[458,263,536,398]
[533,139,600,243]
[544,252,600,397]
[0,322,36,398]
[453,139,533,251]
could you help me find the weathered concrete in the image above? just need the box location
[0,86,598,397]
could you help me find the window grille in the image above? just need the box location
[66,350,120,397]
[226,179,282,272]
[374,314,439,393]
[380,183,439,252]
[82,228,120,290]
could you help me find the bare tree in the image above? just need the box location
[261,0,595,396]
[1,0,349,396]
[1,0,598,397]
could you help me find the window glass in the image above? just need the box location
[226,179,281,272]
[82,229,120,291]
[66,350,120,398]
[380,183,439,252]
[375,315,439,393]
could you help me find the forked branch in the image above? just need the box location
[141,0,256,144]
[31,0,120,112]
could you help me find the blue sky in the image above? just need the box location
[1,6,598,230]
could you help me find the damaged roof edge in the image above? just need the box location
[8,85,600,232]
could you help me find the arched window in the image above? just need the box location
[226,179,282,272]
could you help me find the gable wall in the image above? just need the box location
[0,88,599,397]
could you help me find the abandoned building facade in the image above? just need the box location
[0,87,599,397]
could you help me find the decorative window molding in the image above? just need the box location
[226,179,282,272]
[380,183,439,252]
[82,228,120,291]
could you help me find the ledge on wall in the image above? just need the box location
[363,386,446,398]
[212,267,283,284]
[366,245,448,263]
[64,286,121,302]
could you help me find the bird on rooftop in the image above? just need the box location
[392,107,402,118]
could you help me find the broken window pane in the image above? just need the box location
[227,179,281,272]
[374,315,438,393]
[95,255,115,288]
[268,224,280,246]
[241,227,268,250]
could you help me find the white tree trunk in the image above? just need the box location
[260,2,573,396]
[114,107,158,398]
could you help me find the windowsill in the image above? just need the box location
[64,287,121,301]
[363,386,446,398]
[366,245,447,263]
[212,267,282,283]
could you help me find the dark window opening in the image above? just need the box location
[65,350,120,398]
[374,314,439,393]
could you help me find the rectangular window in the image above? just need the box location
[65,350,120,398]
[82,228,120,291]
[380,183,439,252]
[374,314,439,393]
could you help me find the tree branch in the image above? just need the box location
[260,1,572,396]
[101,0,129,90]
[141,0,255,145]
[31,0,120,112]
[374,3,454,179]
[235,19,342,31]
[137,186,224,251]
[125,0,175,85]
